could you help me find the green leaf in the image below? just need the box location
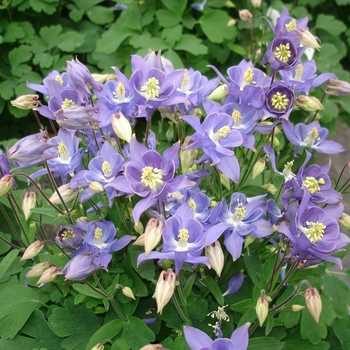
[333,316,350,350]
[86,319,123,350]
[156,9,181,28]
[121,316,155,350]
[96,23,131,54]
[162,25,182,47]
[2,22,25,43]
[300,307,327,345]
[33,53,53,69]
[0,249,19,280]
[0,80,17,100]
[174,34,208,55]
[73,0,103,11]
[200,9,237,43]
[227,42,246,56]
[336,0,350,4]
[86,6,114,25]
[40,25,62,50]
[119,4,142,31]
[8,45,32,67]
[141,9,156,28]
[248,337,283,350]
[129,245,155,281]
[68,5,84,22]
[72,283,107,300]
[57,31,85,52]
[298,0,325,7]
[244,253,264,288]
[0,285,39,339]
[163,49,184,69]
[230,299,254,313]
[316,14,346,36]
[30,208,60,218]
[182,14,196,30]
[29,0,59,14]
[163,0,187,17]
[0,233,11,255]
[130,33,169,51]
[201,276,224,305]
[48,300,101,350]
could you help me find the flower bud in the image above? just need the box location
[122,286,136,300]
[291,304,305,312]
[26,261,51,278]
[256,290,269,327]
[220,173,230,190]
[304,287,322,323]
[244,235,255,248]
[11,94,40,110]
[295,95,324,112]
[0,174,14,196]
[22,191,36,221]
[298,28,321,50]
[251,0,261,7]
[326,79,350,97]
[222,271,244,296]
[165,123,174,142]
[139,345,163,350]
[134,221,144,235]
[111,112,132,143]
[252,159,266,180]
[261,183,278,195]
[180,137,198,174]
[49,184,76,204]
[91,73,116,83]
[207,84,228,100]
[338,212,350,229]
[91,343,104,350]
[144,218,163,256]
[239,9,253,21]
[20,240,44,261]
[205,241,224,277]
[36,266,61,284]
[133,234,145,246]
[89,181,104,193]
[153,269,176,314]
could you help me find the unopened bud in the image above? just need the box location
[22,191,36,221]
[192,108,202,117]
[134,221,144,235]
[144,218,163,256]
[207,84,228,100]
[153,269,176,314]
[295,95,324,112]
[26,261,51,278]
[91,343,104,350]
[305,287,322,323]
[220,173,231,190]
[20,240,44,261]
[326,79,350,97]
[133,234,145,246]
[261,183,278,194]
[36,266,61,284]
[227,18,237,27]
[256,290,269,327]
[165,123,174,141]
[205,241,224,277]
[111,112,132,143]
[91,73,116,83]
[49,184,76,204]
[239,9,253,21]
[140,344,163,350]
[244,235,255,248]
[89,181,104,193]
[291,304,305,312]
[122,286,136,300]
[339,212,350,229]
[11,94,40,110]
[251,0,261,7]
[181,137,198,174]
[298,28,321,50]
[252,159,266,180]
[0,174,14,196]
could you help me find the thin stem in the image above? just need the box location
[249,18,253,59]
[335,162,348,191]
[144,117,151,146]
[49,119,58,136]
[268,238,283,293]
[32,109,43,130]
[271,262,299,298]
[0,202,24,248]
[172,293,188,323]
[311,90,326,122]
[0,233,21,249]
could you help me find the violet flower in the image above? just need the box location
[184,322,250,350]
[55,224,85,252]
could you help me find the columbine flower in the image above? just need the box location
[20,240,44,261]
[22,192,36,221]
[305,287,322,323]
[184,322,251,350]
[152,269,176,314]
[282,120,344,155]
[326,78,350,97]
[55,224,85,251]
[0,174,14,197]
[11,94,40,110]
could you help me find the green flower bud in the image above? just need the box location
[305,287,322,323]
[207,84,228,101]
[256,290,269,327]
[295,95,324,112]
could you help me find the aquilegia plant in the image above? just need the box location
[1,6,350,350]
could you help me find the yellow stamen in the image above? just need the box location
[274,43,292,63]
[140,77,160,100]
[303,176,325,194]
[61,98,76,109]
[181,73,189,92]
[57,142,69,162]
[212,126,231,143]
[271,92,290,111]
[94,227,103,240]
[178,228,189,248]
[113,82,126,102]
[61,229,73,239]
[232,109,242,127]
[188,198,197,210]
[302,221,325,243]
[243,68,255,87]
[102,161,112,177]
[230,202,246,223]
[56,75,63,84]
[294,64,303,81]
[207,305,230,322]
[141,166,163,189]
[304,127,320,147]
[285,19,297,32]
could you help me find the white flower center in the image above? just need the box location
[141,166,163,189]
[141,77,160,100]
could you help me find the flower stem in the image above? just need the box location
[0,202,24,248]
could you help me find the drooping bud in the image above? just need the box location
[0,174,14,196]
[256,290,269,327]
[252,159,266,180]
[111,112,132,143]
[180,136,199,174]
[10,94,40,110]
[22,191,36,221]
[304,287,322,323]
[89,181,104,193]
[205,241,224,277]
[134,221,144,235]
[90,343,104,350]
[207,84,228,100]
[20,240,44,261]
[239,9,253,21]
[26,261,51,278]
[291,304,305,312]
[49,184,76,204]
[261,183,278,195]
[295,95,324,112]
[326,79,350,97]
[122,286,136,300]
[36,266,61,284]
[338,212,350,230]
[133,234,145,246]
[298,28,321,50]
[144,218,163,256]
[153,269,176,314]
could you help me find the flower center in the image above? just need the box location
[94,227,103,245]
[303,127,320,147]
[56,75,63,84]
[178,228,189,248]
[232,109,242,127]
[230,202,247,223]
[141,166,163,189]
[285,19,297,32]
[113,82,126,102]
[303,176,325,194]
[302,221,326,243]
[212,126,231,143]
[57,142,69,162]
[207,305,230,323]
[294,64,303,81]
[243,68,255,88]
[274,43,292,63]
[188,198,197,210]
[61,98,76,109]
[102,161,112,177]
[283,160,294,181]
[271,92,290,111]
[140,77,160,100]
[61,229,73,239]
[181,73,189,92]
